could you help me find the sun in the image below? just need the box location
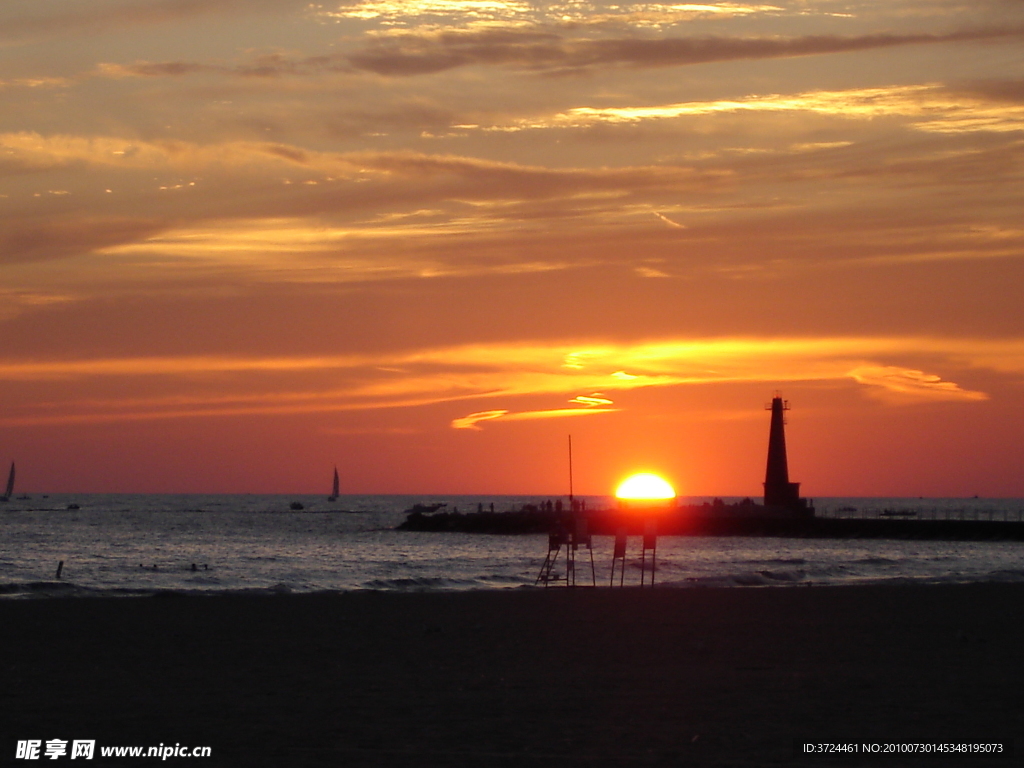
[615,472,676,500]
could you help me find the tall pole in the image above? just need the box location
[568,434,574,504]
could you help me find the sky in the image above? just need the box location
[1,0,1023,496]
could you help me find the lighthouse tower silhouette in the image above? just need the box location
[763,393,811,515]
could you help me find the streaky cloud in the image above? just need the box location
[0,0,317,43]
[0,336,1013,427]
[849,365,988,403]
[499,83,1024,134]
[88,27,1024,81]
[347,26,1024,76]
[451,407,618,430]
[450,409,509,430]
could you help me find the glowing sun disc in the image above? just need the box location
[615,473,676,500]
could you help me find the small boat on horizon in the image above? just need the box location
[328,466,339,502]
[0,462,14,502]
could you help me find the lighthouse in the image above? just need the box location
[763,394,811,515]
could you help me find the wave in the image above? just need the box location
[0,580,83,596]
[672,570,810,588]
[474,573,532,584]
[361,576,490,591]
[0,581,160,599]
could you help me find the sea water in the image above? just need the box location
[2,495,1024,598]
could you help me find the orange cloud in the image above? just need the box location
[0,0,313,43]
[848,366,989,403]
[346,27,1024,76]
[450,410,509,430]
[452,406,618,431]
[0,336,1010,427]
[483,84,1024,134]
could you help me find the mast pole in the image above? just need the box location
[568,435,574,504]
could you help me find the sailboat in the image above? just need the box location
[0,462,14,502]
[327,466,339,502]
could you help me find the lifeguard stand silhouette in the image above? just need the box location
[609,519,658,587]
[536,437,596,587]
[535,507,596,587]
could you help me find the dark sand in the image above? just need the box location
[2,584,1022,767]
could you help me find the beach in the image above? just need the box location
[3,583,1021,766]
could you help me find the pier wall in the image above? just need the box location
[400,506,1024,541]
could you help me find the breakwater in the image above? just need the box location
[399,504,1024,541]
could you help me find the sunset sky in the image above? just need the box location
[2,0,1023,496]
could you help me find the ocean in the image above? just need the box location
[2,494,1024,598]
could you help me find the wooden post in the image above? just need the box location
[573,516,595,587]
[641,519,657,587]
[611,528,627,587]
[55,561,64,579]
